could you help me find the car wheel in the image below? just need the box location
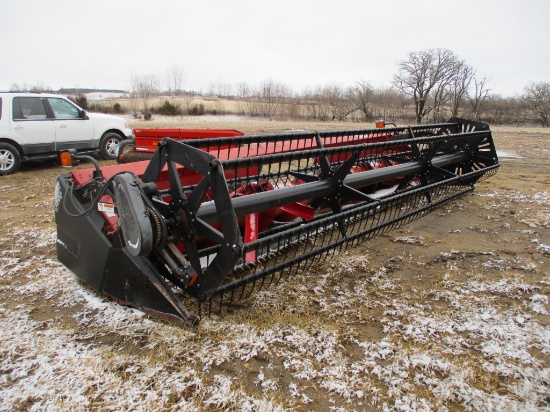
[100,132,122,160]
[0,143,21,175]
[116,140,136,164]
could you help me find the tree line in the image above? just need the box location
[9,49,550,126]
[128,51,549,126]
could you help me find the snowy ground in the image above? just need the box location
[1,224,549,411]
[0,123,549,411]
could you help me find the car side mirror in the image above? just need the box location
[80,109,89,120]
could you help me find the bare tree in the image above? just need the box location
[258,79,290,119]
[430,59,460,122]
[297,84,350,121]
[484,94,521,124]
[311,85,332,120]
[300,86,317,119]
[393,48,460,123]
[130,72,160,119]
[166,65,186,95]
[236,82,250,99]
[128,88,141,119]
[235,82,251,115]
[311,85,328,120]
[523,81,550,127]
[321,84,337,120]
[448,62,474,117]
[217,82,233,98]
[10,81,52,92]
[467,76,491,121]
[182,93,195,115]
[235,82,262,117]
[334,86,357,121]
[242,85,261,117]
[353,81,376,121]
[372,86,398,121]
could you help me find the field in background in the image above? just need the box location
[128,114,377,134]
[81,89,547,127]
[0,119,549,410]
[86,93,405,123]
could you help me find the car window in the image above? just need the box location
[47,98,81,119]
[13,97,49,120]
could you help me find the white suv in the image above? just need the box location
[0,92,133,175]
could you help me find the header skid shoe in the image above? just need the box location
[55,118,499,324]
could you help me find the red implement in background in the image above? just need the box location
[133,128,244,153]
[117,128,244,163]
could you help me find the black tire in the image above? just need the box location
[115,139,136,164]
[0,143,21,175]
[99,132,122,160]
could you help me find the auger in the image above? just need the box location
[55,118,499,324]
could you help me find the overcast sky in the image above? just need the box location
[2,0,548,97]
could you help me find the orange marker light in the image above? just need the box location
[375,121,386,129]
[59,151,74,167]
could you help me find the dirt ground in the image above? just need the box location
[1,118,549,411]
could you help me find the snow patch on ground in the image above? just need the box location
[85,92,129,101]
[121,113,263,124]
[497,150,523,159]
[1,229,549,410]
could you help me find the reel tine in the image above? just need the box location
[208,298,213,317]
[246,279,257,300]
[197,299,203,319]
[264,271,277,290]
[237,282,247,302]
[228,287,236,308]
[217,291,225,315]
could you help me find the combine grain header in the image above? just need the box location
[55,118,499,324]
